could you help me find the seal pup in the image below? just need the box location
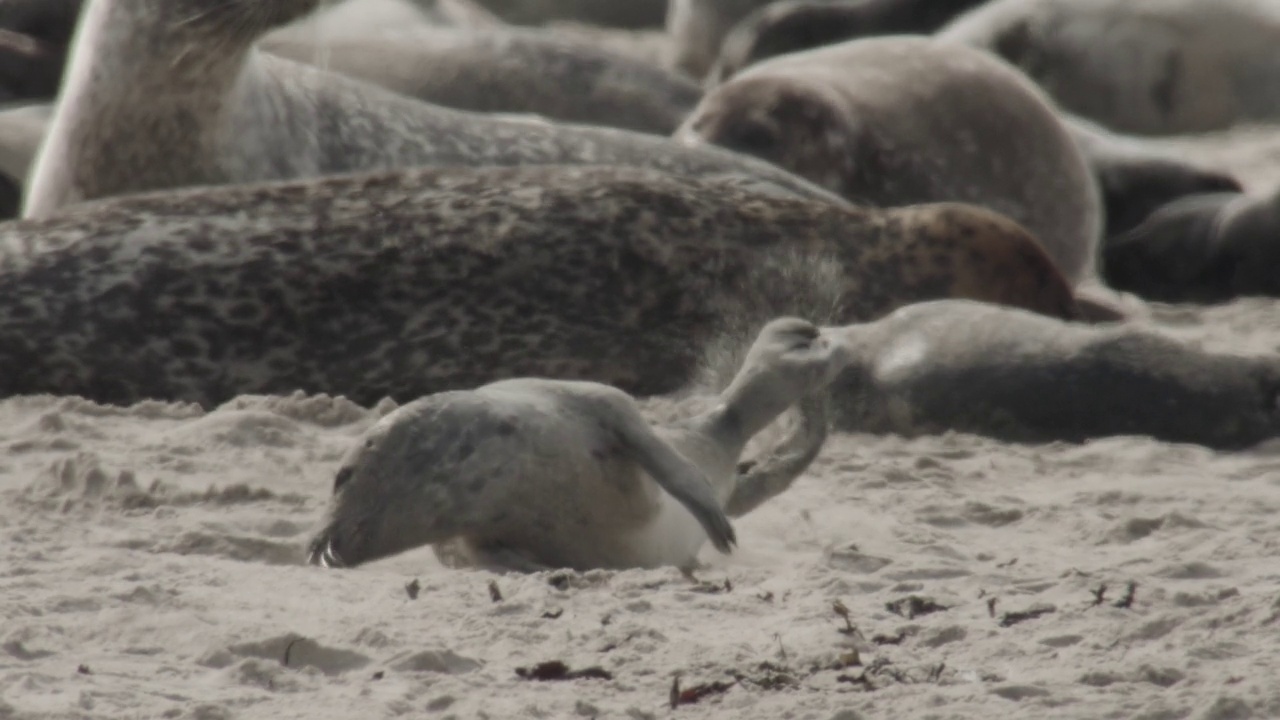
[830,299,1280,449]
[305,317,851,571]
[938,0,1280,135]
[0,164,1079,408]
[1103,188,1280,304]
[24,0,845,218]
[676,36,1102,284]
[1065,117,1242,239]
[709,0,987,83]
[259,27,702,135]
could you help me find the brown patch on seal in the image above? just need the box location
[877,203,1081,321]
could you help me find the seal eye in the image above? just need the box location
[333,466,354,493]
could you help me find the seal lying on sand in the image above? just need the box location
[1103,188,1280,303]
[306,317,850,571]
[260,27,702,135]
[24,0,839,218]
[1065,118,1242,239]
[0,164,1078,408]
[677,36,1101,284]
[709,0,986,83]
[829,300,1280,449]
[938,0,1280,135]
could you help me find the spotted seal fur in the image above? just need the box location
[259,26,702,135]
[938,0,1280,135]
[0,164,1078,407]
[23,0,842,218]
[830,299,1280,449]
[306,317,851,571]
[677,36,1102,284]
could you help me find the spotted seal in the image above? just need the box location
[306,317,851,571]
[676,36,1102,284]
[1103,188,1280,303]
[709,0,986,83]
[259,26,702,135]
[830,299,1280,449]
[23,0,841,218]
[938,0,1280,135]
[0,164,1079,408]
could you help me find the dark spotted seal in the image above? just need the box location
[0,164,1079,408]
[259,26,702,135]
[830,299,1280,449]
[676,36,1102,284]
[23,0,841,218]
[1103,188,1280,303]
[306,317,850,572]
[938,0,1280,135]
[709,0,986,83]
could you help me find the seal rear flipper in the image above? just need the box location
[607,404,737,555]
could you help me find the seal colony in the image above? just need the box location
[0,164,1080,408]
[23,0,842,218]
[307,317,851,571]
[677,36,1101,283]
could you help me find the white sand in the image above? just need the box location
[3,131,1280,720]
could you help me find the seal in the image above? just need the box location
[938,0,1280,135]
[0,29,63,102]
[0,102,51,219]
[1065,117,1242,239]
[305,317,851,572]
[473,0,667,29]
[23,0,843,218]
[0,0,498,103]
[259,26,703,135]
[676,36,1102,284]
[709,0,987,83]
[667,0,775,80]
[830,299,1280,449]
[1103,188,1280,303]
[267,0,500,43]
[0,164,1079,408]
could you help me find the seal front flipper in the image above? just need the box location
[606,402,738,554]
[724,392,828,518]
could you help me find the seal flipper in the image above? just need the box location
[725,393,828,518]
[608,407,738,555]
